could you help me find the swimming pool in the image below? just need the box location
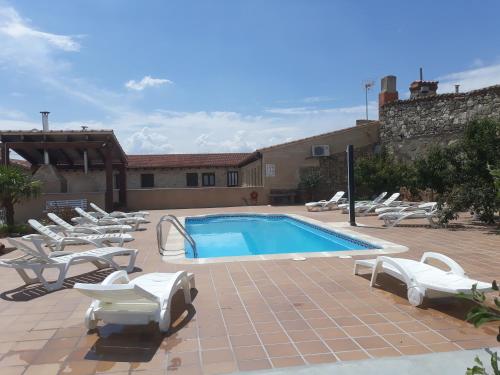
[184,214,379,258]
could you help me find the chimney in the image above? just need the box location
[409,68,438,99]
[40,111,50,131]
[379,75,399,108]
[40,111,50,164]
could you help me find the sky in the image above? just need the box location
[1,0,500,155]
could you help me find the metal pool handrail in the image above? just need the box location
[156,215,198,258]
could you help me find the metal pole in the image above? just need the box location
[347,145,356,226]
[365,85,369,120]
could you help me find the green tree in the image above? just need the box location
[415,119,500,223]
[299,169,322,201]
[354,150,416,199]
[0,165,42,226]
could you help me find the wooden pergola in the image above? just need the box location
[0,130,128,211]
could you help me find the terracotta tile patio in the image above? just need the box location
[0,205,498,374]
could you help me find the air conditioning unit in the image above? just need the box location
[311,145,330,157]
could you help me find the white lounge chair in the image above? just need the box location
[376,201,436,215]
[73,207,146,231]
[90,203,149,219]
[48,213,133,235]
[338,192,388,210]
[75,270,195,332]
[0,238,137,291]
[354,252,492,306]
[379,205,439,227]
[305,191,346,211]
[26,219,134,251]
[357,193,401,215]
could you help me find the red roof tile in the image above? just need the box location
[0,158,31,169]
[126,153,252,169]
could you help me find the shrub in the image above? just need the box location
[354,150,417,199]
[0,165,42,226]
[415,119,500,223]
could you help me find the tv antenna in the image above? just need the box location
[363,80,375,120]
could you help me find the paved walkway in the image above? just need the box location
[236,347,500,375]
[0,205,498,374]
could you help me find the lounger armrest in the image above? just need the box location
[101,270,130,285]
[60,237,101,248]
[420,252,465,276]
[71,226,103,235]
[375,256,416,286]
[49,251,74,257]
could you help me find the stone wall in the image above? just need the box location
[379,85,500,160]
[316,143,376,198]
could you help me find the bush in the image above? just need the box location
[415,119,500,223]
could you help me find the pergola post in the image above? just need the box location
[104,146,114,212]
[0,143,9,165]
[118,163,127,208]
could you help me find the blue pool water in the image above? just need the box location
[184,215,377,258]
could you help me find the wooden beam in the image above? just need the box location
[0,144,9,165]
[104,146,114,211]
[118,163,127,208]
[6,141,106,150]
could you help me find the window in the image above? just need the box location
[114,174,119,189]
[202,173,215,186]
[227,171,238,187]
[140,173,154,188]
[265,163,276,177]
[186,173,198,187]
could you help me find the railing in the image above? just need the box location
[156,214,198,258]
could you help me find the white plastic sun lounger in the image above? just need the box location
[305,191,346,211]
[376,202,437,215]
[338,192,388,210]
[357,193,401,215]
[353,253,492,306]
[48,213,133,235]
[379,206,439,227]
[90,203,149,219]
[0,238,137,291]
[73,207,146,231]
[26,219,134,251]
[75,270,195,332]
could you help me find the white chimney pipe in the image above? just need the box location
[40,111,50,131]
[40,111,50,164]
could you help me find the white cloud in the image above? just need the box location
[302,96,335,103]
[0,6,80,52]
[437,63,500,93]
[123,127,174,154]
[471,58,484,68]
[0,107,27,120]
[125,76,173,91]
[266,102,376,116]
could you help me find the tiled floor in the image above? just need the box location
[0,205,498,374]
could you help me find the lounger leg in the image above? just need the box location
[85,307,98,330]
[370,260,384,287]
[159,307,171,333]
[15,268,41,286]
[124,251,137,273]
[353,263,360,275]
[181,278,192,304]
[34,265,66,291]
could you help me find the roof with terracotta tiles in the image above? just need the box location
[0,158,31,169]
[126,153,252,169]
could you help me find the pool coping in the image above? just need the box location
[160,213,408,264]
